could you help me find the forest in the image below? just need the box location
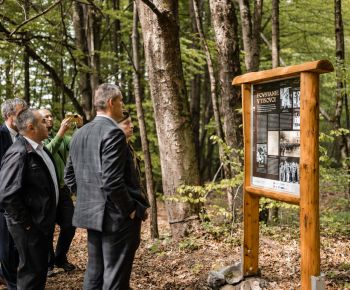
[0,0,349,289]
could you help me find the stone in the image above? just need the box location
[207,271,226,289]
[222,262,243,285]
[208,262,244,289]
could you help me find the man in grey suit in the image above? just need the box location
[64,83,149,290]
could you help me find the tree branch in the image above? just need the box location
[260,32,286,66]
[139,0,164,19]
[320,107,333,123]
[10,0,62,36]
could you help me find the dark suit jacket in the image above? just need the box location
[0,124,13,162]
[0,124,13,260]
[64,116,149,232]
[0,136,57,232]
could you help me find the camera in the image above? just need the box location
[65,113,80,121]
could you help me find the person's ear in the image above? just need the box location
[27,123,34,131]
[107,98,114,108]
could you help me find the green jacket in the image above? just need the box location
[43,133,71,187]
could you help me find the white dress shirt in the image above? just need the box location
[5,124,18,143]
[24,137,59,205]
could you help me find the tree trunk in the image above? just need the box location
[87,5,102,96]
[334,0,349,205]
[5,60,12,99]
[238,0,263,72]
[189,0,201,172]
[209,0,243,214]
[112,0,121,83]
[24,47,30,104]
[334,0,349,161]
[192,0,233,187]
[132,2,159,239]
[23,0,30,104]
[270,0,280,221]
[136,0,200,239]
[72,2,93,120]
[209,0,243,152]
[271,0,280,68]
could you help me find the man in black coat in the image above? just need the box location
[0,108,59,290]
[0,98,27,290]
[64,83,149,290]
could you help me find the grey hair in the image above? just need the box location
[16,108,38,132]
[1,98,28,120]
[94,83,122,111]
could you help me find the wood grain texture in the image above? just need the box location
[242,83,260,276]
[299,72,320,290]
[232,60,333,85]
[246,186,300,205]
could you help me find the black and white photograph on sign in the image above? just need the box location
[267,157,279,176]
[252,77,300,195]
[280,113,292,130]
[279,158,299,183]
[257,144,267,166]
[293,111,300,130]
[267,131,279,155]
[280,87,292,110]
[293,89,300,108]
[257,115,268,143]
[280,131,300,157]
[268,114,279,130]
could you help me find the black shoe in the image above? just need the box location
[47,266,56,277]
[55,261,76,272]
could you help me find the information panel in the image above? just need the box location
[251,77,300,195]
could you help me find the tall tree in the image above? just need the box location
[135,0,200,239]
[132,2,159,239]
[189,0,201,172]
[209,0,242,151]
[23,0,30,104]
[238,0,263,72]
[334,0,350,205]
[271,0,280,68]
[87,5,102,95]
[209,0,242,212]
[72,2,93,120]
[334,0,349,162]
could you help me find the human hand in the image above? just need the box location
[57,118,72,137]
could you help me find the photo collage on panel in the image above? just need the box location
[252,77,300,188]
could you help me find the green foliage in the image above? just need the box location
[320,197,350,236]
[163,137,244,239]
[178,237,200,252]
[180,36,207,80]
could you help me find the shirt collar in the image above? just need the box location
[23,136,43,151]
[96,114,118,127]
[5,123,17,138]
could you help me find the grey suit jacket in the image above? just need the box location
[64,116,147,232]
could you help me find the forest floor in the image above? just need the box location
[1,196,349,290]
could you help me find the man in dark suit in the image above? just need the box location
[64,83,149,290]
[39,109,78,275]
[0,108,59,290]
[0,98,27,290]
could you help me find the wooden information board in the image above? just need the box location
[232,60,334,290]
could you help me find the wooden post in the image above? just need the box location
[300,72,320,290]
[242,83,260,276]
[233,60,333,289]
